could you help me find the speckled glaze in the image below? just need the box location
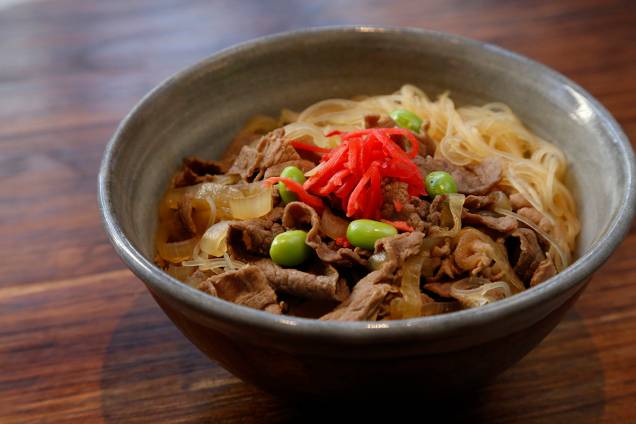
[98,27,636,397]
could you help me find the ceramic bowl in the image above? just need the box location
[98,27,635,398]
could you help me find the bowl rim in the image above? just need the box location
[98,25,636,343]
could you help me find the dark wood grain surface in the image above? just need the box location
[1,1,635,422]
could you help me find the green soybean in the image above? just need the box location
[269,230,312,267]
[425,171,458,196]
[346,219,398,250]
[390,109,423,133]
[278,166,306,204]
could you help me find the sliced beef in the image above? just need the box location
[463,191,510,210]
[184,156,225,176]
[431,237,452,258]
[420,292,435,304]
[427,194,447,227]
[380,181,429,231]
[283,202,368,267]
[510,192,531,210]
[382,181,411,213]
[255,128,300,169]
[507,228,546,283]
[312,243,370,268]
[464,194,494,210]
[517,207,554,234]
[255,259,349,302]
[320,208,350,240]
[163,200,196,242]
[461,191,517,233]
[263,159,317,179]
[422,282,453,299]
[284,297,341,319]
[462,210,518,233]
[260,206,284,224]
[422,237,444,281]
[228,128,301,181]
[227,145,260,180]
[530,257,557,287]
[226,219,283,260]
[481,265,507,283]
[453,228,494,275]
[414,155,502,195]
[185,269,212,288]
[416,131,437,157]
[364,114,394,129]
[453,228,523,289]
[198,266,281,314]
[177,196,197,236]
[376,231,426,275]
[282,201,319,231]
[320,271,396,321]
[320,231,425,320]
[172,156,226,188]
[422,238,457,281]
[432,257,461,280]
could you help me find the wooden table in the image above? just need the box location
[1,1,634,422]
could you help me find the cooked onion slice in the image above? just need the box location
[166,264,195,282]
[450,277,512,308]
[228,185,273,220]
[199,221,232,257]
[430,193,465,238]
[161,181,273,222]
[420,301,461,316]
[222,252,247,270]
[389,248,427,319]
[156,235,199,263]
[182,254,246,272]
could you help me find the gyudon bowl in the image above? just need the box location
[98,27,635,397]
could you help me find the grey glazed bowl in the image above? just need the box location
[98,27,635,398]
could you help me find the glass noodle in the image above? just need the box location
[280,85,579,255]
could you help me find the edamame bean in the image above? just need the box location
[346,219,398,250]
[278,166,306,204]
[425,171,458,196]
[269,230,312,267]
[390,109,423,133]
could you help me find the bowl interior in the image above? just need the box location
[105,28,631,294]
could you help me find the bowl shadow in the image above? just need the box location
[100,292,604,423]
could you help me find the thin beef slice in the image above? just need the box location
[530,257,557,287]
[172,156,226,188]
[255,259,349,302]
[228,128,301,181]
[507,228,546,283]
[283,201,368,267]
[462,210,517,233]
[414,155,502,195]
[226,219,283,259]
[320,271,395,321]
[198,266,281,314]
[320,231,426,321]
